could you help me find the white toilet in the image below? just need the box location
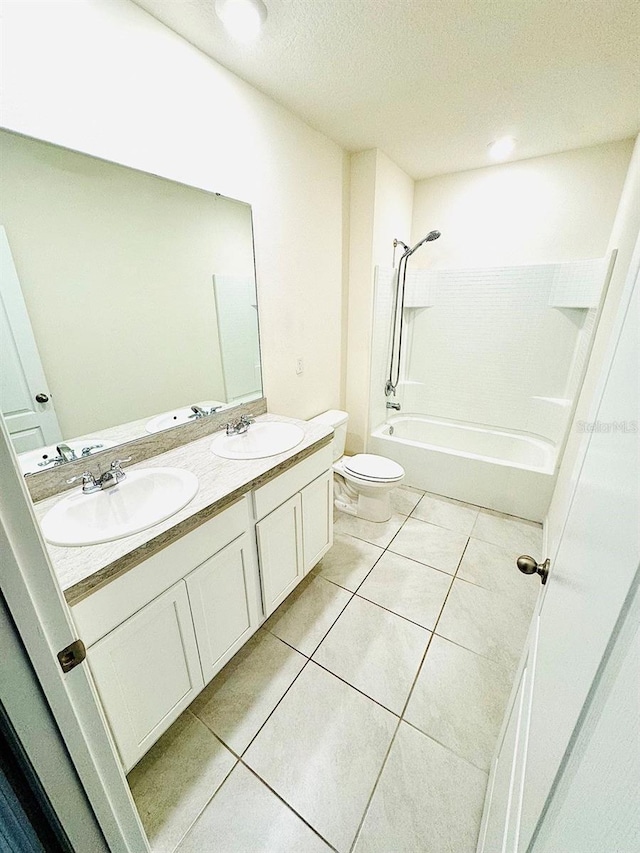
[309,410,405,523]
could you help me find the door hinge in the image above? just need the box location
[57,639,86,673]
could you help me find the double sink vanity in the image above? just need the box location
[33,410,334,772]
[1,130,334,775]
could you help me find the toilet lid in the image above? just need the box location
[344,454,404,482]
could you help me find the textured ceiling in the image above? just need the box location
[132,0,640,179]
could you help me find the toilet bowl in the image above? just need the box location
[308,410,405,523]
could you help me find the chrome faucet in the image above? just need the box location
[67,457,132,493]
[386,401,401,411]
[226,414,254,435]
[190,404,223,420]
[37,442,106,468]
[57,443,78,463]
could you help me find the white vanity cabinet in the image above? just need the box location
[254,446,333,616]
[185,532,258,684]
[73,498,261,771]
[70,442,333,770]
[87,581,203,772]
[301,470,333,571]
[256,494,304,615]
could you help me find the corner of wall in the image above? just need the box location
[344,149,415,453]
[339,151,351,411]
[546,134,640,557]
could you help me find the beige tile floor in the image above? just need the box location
[128,486,542,853]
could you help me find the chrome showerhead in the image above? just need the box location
[408,230,441,255]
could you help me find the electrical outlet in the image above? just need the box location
[296,357,304,375]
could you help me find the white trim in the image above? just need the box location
[0,595,107,851]
[0,415,149,852]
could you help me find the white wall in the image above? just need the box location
[0,0,346,420]
[345,149,413,452]
[411,140,634,270]
[546,135,640,555]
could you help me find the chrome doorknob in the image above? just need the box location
[517,555,550,585]
[35,392,49,403]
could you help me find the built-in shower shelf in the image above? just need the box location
[393,253,614,310]
[547,255,614,308]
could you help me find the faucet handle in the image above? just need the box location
[110,457,132,472]
[67,471,97,489]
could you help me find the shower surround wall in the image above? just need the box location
[369,256,613,520]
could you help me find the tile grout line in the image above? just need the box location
[397,534,471,721]
[165,712,239,853]
[341,533,478,852]
[309,657,405,719]
[236,656,314,759]
[400,717,491,775]
[353,588,440,632]
[428,630,516,672]
[346,515,470,853]
[347,716,404,853]
[238,582,358,761]
[237,762,341,853]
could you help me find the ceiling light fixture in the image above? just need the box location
[488,136,516,161]
[215,0,267,43]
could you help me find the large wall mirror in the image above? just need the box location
[0,129,263,473]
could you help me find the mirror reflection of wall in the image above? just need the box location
[0,130,263,468]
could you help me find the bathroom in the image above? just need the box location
[0,1,639,851]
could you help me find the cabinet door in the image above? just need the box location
[301,470,333,574]
[186,534,260,685]
[256,493,303,616]
[87,582,203,772]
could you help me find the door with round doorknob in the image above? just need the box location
[517,555,550,584]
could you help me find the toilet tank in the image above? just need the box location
[308,410,348,462]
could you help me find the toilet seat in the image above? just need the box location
[342,454,404,483]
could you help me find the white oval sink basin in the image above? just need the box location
[146,401,225,434]
[41,467,199,547]
[18,439,118,474]
[211,422,304,460]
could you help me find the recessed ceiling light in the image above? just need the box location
[488,136,516,161]
[215,0,267,43]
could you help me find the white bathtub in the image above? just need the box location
[369,415,557,521]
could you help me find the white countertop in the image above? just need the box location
[35,413,332,603]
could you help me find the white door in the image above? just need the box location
[478,252,639,850]
[212,273,262,403]
[186,533,260,684]
[87,581,204,772]
[256,493,304,616]
[301,470,333,573]
[0,226,61,450]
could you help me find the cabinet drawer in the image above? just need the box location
[87,581,203,772]
[253,444,332,521]
[74,497,250,647]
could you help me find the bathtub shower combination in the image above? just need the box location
[369,251,616,521]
